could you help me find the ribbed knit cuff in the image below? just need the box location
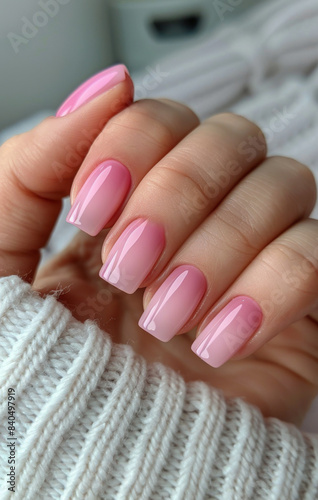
[0,276,317,500]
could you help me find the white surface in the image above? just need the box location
[109,0,262,70]
[0,0,114,130]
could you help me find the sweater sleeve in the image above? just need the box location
[0,276,317,500]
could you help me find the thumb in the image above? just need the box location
[0,64,133,281]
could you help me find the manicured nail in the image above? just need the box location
[56,64,128,117]
[66,160,131,236]
[191,296,263,368]
[138,265,206,342]
[99,219,165,294]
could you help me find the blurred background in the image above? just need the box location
[0,0,262,129]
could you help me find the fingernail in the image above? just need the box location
[138,265,206,342]
[56,64,129,117]
[99,219,165,294]
[191,296,263,368]
[66,160,131,236]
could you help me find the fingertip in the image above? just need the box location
[55,64,133,118]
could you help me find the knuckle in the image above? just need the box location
[258,247,289,282]
[162,143,229,208]
[203,113,267,162]
[0,135,31,180]
[207,112,266,147]
[270,155,314,181]
[216,112,260,132]
[1,118,57,170]
[212,203,260,256]
[0,134,22,158]
[1,116,56,155]
[157,98,200,125]
[207,112,249,126]
[261,237,318,293]
[174,163,212,207]
[107,100,175,150]
[268,156,317,212]
[146,162,211,217]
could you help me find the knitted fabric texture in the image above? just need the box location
[0,276,317,500]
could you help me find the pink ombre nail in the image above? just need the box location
[138,265,206,342]
[66,160,131,236]
[99,219,165,294]
[191,296,263,368]
[56,64,128,117]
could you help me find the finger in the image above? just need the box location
[99,113,267,294]
[191,218,318,368]
[66,98,199,235]
[139,156,316,341]
[0,65,134,280]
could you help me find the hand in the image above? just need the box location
[1,70,317,426]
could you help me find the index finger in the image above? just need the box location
[0,65,134,280]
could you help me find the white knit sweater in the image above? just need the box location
[0,275,317,500]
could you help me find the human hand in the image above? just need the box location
[1,66,317,425]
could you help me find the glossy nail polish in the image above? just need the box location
[66,160,131,236]
[191,296,262,368]
[138,265,206,342]
[99,219,165,294]
[56,64,128,117]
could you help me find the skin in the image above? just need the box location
[1,74,317,426]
